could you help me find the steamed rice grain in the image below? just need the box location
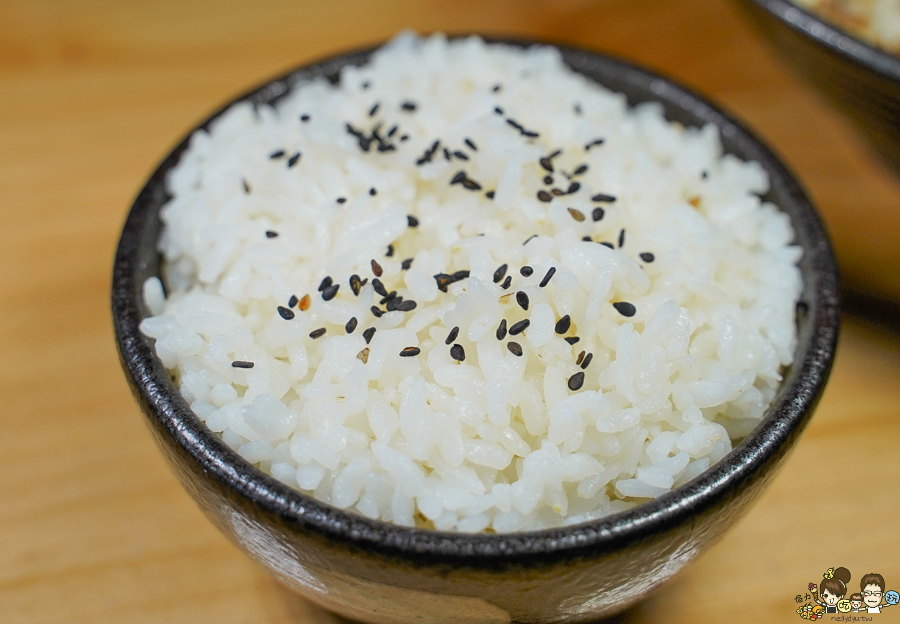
[140,33,802,532]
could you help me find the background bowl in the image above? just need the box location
[112,38,839,624]
[738,0,900,176]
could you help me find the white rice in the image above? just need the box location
[140,32,802,532]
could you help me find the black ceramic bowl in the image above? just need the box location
[739,0,900,174]
[113,38,839,623]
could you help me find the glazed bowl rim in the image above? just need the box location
[745,0,900,82]
[112,34,839,563]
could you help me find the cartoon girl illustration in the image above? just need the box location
[811,567,851,614]
[860,572,896,613]
[849,593,865,612]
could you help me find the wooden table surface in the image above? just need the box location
[2,0,899,621]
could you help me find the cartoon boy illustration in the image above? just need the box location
[861,572,895,613]
[849,593,865,612]
[812,567,851,614]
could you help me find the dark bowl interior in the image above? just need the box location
[112,37,839,622]
[738,0,900,175]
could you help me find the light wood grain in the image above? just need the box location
[1,0,899,621]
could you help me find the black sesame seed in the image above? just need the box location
[509,319,530,335]
[496,319,508,340]
[639,252,655,263]
[400,101,417,111]
[372,278,388,297]
[401,258,413,270]
[370,306,384,318]
[591,193,616,203]
[265,230,278,238]
[539,267,556,287]
[543,175,553,185]
[507,341,523,356]
[319,277,334,292]
[581,352,593,369]
[345,317,358,334]
[701,170,709,179]
[349,274,362,296]
[231,360,255,369]
[450,170,466,185]
[568,208,586,222]
[386,244,394,257]
[399,346,420,357]
[585,138,605,151]
[464,138,477,151]
[568,371,585,391]
[309,327,326,339]
[369,187,377,196]
[493,264,508,284]
[434,273,453,292]
[445,326,460,345]
[287,152,301,167]
[407,215,419,227]
[565,336,580,345]
[277,306,295,320]
[600,241,614,249]
[371,259,383,277]
[576,351,585,366]
[322,284,339,301]
[462,178,482,191]
[369,102,380,116]
[506,118,524,131]
[363,327,376,344]
[501,275,512,290]
[516,291,529,311]
[567,182,581,194]
[522,130,539,138]
[387,125,398,138]
[555,315,571,334]
[300,114,310,122]
[592,207,605,221]
[548,149,562,159]
[381,291,398,305]
[494,106,504,115]
[485,190,495,199]
[453,150,469,161]
[452,270,470,281]
[443,147,452,161]
[242,178,251,194]
[337,197,347,204]
[618,229,626,248]
[523,234,538,246]
[395,299,417,312]
[492,84,501,92]
[613,301,636,317]
[450,344,465,361]
[288,295,299,308]
[537,190,553,203]
[269,149,285,159]
[361,81,370,89]
[400,134,410,141]
[573,164,588,175]
[551,188,565,196]
[539,157,554,173]
[582,236,593,242]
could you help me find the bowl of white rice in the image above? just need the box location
[113,33,839,623]
[739,0,900,175]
